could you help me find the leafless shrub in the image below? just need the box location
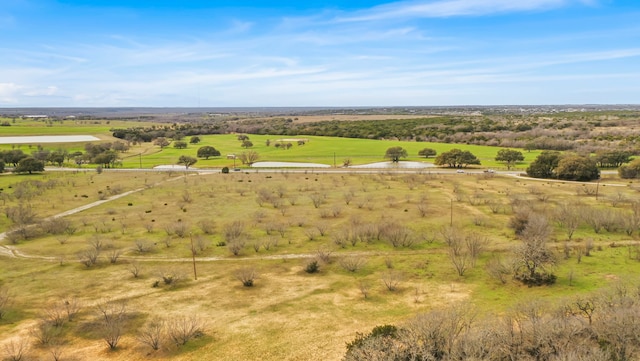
[30,320,61,345]
[234,267,258,287]
[304,228,318,241]
[255,188,273,207]
[44,303,67,327]
[223,221,245,243]
[332,230,349,248]
[315,222,329,237]
[3,337,29,361]
[40,217,73,235]
[128,262,142,278]
[96,300,128,350]
[137,317,165,351]
[181,190,192,203]
[193,235,210,253]
[585,238,594,256]
[309,192,325,208]
[253,210,266,224]
[227,239,246,256]
[262,238,275,251]
[167,315,205,346]
[49,343,64,361]
[343,191,354,205]
[381,270,403,291]
[144,222,154,233]
[157,269,186,286]
[382,224,415,248]
[384,256,394,269]
[275,222,287,238]
[78,248,100,267]
[134,239,154,253]
[0,287,12,320]
[173,222,189,238]
[108,249,123,264]
[62,296,81,322]
[197,219,216,235]
[485,254,511,284]
[358,280,371,299]
[88,236,104,252]
[465,234,487,267]
[316,247,333,264]
[339,256,366,272]
[417,202,429,217]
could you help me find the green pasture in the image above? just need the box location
[120,134,541,169]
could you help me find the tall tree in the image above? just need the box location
[384,147,408,163]
[177,155,197,169]
[13,157,45,174]
[418,148,437,158]
[238,151,259,165]
[434,149,480,168]
[526,151,561,178]
[495,149,524,170]
[555,155,600,181]
[196,146,221,159]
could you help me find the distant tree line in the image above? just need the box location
[110,112,640,155]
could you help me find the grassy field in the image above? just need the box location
[1,168,640,360]
[119,134,541,170]
[0,117,541,169]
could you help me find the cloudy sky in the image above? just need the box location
[0,0,639,107]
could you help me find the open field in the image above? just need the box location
[0,117,543,170]
[2,169,640,360]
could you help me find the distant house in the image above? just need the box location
[227,154,236,159]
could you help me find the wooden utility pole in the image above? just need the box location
[190,234,198,280]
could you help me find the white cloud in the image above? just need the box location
[0,83,21,103]
[337,0,572,22]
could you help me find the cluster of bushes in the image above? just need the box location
[345,284,640,361]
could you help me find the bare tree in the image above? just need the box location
[514,213,556,286]
[555,203,582,240]
[485,254,511,284]
[465,233,487,267]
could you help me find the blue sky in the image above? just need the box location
[0,0,639,107]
